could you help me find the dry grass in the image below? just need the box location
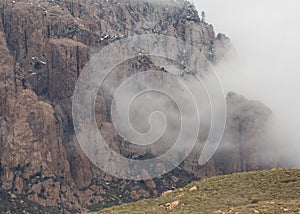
[91,169,300,213]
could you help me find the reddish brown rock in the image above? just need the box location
[0,0,273,213]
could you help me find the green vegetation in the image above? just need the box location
[91,169,300,213]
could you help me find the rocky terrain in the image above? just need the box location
[0,0,275,213]
[0,189,61,213]
[93,169,300,213]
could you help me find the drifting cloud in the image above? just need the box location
[195,0,300,167]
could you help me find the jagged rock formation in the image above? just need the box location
[0,189,61,213]
[0,0,273,213]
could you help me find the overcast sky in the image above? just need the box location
[195,0,300,103]
[194,1,300,166]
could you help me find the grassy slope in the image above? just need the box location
[91,169,300,213]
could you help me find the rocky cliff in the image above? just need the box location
[0,0,273,213]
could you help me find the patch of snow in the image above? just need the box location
[40,61,47,65]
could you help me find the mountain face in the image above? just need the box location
[0,0,274,213]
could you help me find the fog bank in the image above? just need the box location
[195,0,300,167]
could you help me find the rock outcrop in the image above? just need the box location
[0,0,273,213]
